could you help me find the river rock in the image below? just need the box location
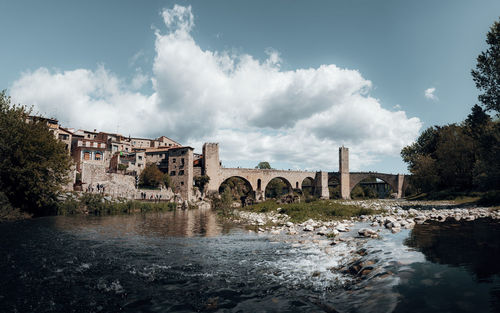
[358,228,378,238]
[303,224,314,232]
[336,224,349,232]
[414,215,426,224]
[285,222,294,227]
[316,226,328,236]
[391,227,401,233]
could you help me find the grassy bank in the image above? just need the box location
[241,200,380,223]
[57,193,177,216]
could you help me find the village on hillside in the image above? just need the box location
[37,116,205,203]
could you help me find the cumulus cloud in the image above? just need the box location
[10,4,422,171]
[424,87,438,101]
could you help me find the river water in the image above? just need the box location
[1,209,499,313]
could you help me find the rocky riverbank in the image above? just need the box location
[232,199,500,236]
[231,200,500,294]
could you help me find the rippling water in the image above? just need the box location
[0,210,499,312]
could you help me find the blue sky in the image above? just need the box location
[1,0,499,173]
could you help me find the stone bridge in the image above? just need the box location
[202,143,408,200]
[216,167,328,201]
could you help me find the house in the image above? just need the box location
[71,136,107,171]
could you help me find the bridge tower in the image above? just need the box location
[339,146,350,199]
[203,143,221,194]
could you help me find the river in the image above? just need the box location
[1,209,499,312]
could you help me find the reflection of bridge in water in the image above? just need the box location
[203,144,409,200]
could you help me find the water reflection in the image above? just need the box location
[392,218,500,313]
[53,209,233,238]
[405,218,500,280]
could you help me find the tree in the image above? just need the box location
[0,91,72,216]
[471,19,500,114]
[194,175,210,192]
[401,124,475,192]
[256,161,271,169]
[163,173,172,189]
[139,163,164,188]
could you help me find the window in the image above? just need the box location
[181,158,185,165]
[138,156,143,160]
[170,171,176,176]
[95,152,102,160]
[181,182,184,186]
[179,170,184,176]
[172,158,176,163]
[84,151,91,160]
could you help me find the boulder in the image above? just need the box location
[358,228,378,238]
[303,224,314,232]
[336,224,349,232]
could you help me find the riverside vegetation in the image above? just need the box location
[56,193,178,216]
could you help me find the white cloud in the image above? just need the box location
[10,5,422,171]
[424,87,438,101]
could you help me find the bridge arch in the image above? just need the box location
[349,173,398,199]
[218,176,255,200]
[263,176,293,199]
[328,174,341,199]
[300,177,315,196]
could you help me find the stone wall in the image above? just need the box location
[81,162,137,199]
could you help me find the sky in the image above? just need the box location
[1,0,499,173]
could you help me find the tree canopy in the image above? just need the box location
[256,161,271,169]
[139,163,165,188]
[0,91,72,216]
[472,19,500,114]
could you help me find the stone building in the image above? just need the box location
[71,137,108,172]
[167,146,194,201]
[57,127,73,153]
[153,136,180,148]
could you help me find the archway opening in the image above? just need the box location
[350,177,394,199]
[265,177,292,199]
[328,175,341,199]
[301,177,315,199]
[219,176,254,206]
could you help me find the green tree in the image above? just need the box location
[471,19,500,114]
[473,121,500,190]
[434,125,475,189]
[0,91,72,216]
[139,163,164,188]
[256,161,271,169]
[401,124,475,192]
[163,173,172,188]
[194,175,210,192]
